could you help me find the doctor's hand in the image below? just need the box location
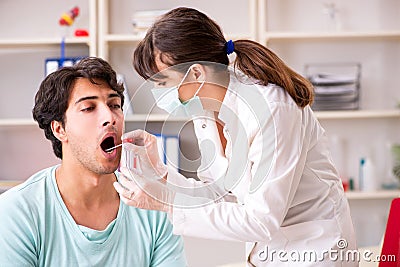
[113,167,175,213]
[121,129,168,180]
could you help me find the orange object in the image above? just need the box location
[59,6,80,26]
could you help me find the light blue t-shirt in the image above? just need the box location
[0,166,187,267]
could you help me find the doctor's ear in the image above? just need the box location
[190,64,206,81]
[51,120,67,142]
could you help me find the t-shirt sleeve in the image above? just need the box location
[150,211,187,267]
[0,190,38,267]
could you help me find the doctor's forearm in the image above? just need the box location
[172,201,275,242]
[166,167,221,199]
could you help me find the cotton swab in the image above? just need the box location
[105,143,123,152]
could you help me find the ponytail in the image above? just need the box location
[233,40,314,108]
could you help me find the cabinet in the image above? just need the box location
[0,0,97,182]
[258,0,400,247]
[96,1,257,266]
[97,0,257,112]
[97,0,258,179]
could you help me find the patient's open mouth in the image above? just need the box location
[101,136,116,153]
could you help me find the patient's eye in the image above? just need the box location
[108,98,122,110]
[110,104,121,109]
[81,106,95,112]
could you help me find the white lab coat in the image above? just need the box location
[167,72,357,266]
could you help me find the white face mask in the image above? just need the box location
[151,67,205,117]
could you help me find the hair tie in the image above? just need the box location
[225,40,234,55]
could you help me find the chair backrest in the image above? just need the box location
[379,197,400,267]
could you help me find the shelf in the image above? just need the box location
[0,180,22,193]
[0,180,22,187]
[126,110,400,121]
[125,114,190,122]
[225,33,255,41]
[346,190,400,200]
[102,34,145,43]
[2,180,397,199]
[0,115,190,127]
[262,30,400,41]
[0,37,91,47]
[102,33,253,44]
[314,109,400,120]
[1,110,399,127]
[0,119,37,127]
[0,0,97,54]
[127,111,400,122]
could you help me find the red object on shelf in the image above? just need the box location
[74,29,89,37]
[342,180,349,191]
[59,6,80,26]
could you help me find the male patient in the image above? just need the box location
[0,57,187,266]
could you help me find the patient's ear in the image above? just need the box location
[51,120,67,142]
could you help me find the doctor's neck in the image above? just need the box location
[198,82,228,113]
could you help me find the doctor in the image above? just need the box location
[113,7,357,266]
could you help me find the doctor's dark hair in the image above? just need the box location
[32,57,125,159]
[133,7,313,107]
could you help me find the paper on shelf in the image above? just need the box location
[308,73,357,86]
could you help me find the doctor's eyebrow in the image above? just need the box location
[74,93,121,105]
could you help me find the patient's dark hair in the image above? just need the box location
[133,7,313,107]
[32,57,125,159]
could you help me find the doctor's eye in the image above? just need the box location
[157,81,167,86]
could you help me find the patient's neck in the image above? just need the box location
[55,163,120,230]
